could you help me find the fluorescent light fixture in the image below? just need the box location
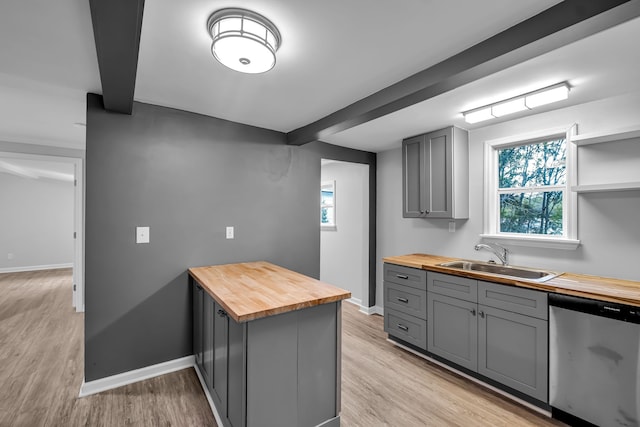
[207,8,281,74]
[463,82,570,124]
[491,97,528,117]
[525,83,569,108]
[463,107,494,124]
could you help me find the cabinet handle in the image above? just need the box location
[396,274,409,280]
[397,324,409,331]
[470,308,476,316]
[479,311,485,318]
[396,297,409,303]
[217,309,227,318]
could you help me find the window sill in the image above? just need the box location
[479,234,580,250]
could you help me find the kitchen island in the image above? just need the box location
[189,261,351,427]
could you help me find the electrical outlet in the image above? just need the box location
[7,253,13,260]
[136,227,150,244]
[449,221,456,233]
[226,226,234,239]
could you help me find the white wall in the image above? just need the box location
[0,172,74,271]
[377,92,640,306]
[320,160,369,305]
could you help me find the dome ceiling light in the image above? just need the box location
[207,8,282,74]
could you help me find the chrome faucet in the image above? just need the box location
[474,243,509,266]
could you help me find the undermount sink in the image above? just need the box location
[438,260,561,283]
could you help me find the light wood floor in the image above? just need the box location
[0,269,565,426]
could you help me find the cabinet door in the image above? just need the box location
[422,127,453,218]
[227,316,245,427]
[202,291,215,390]
[428,293,477,371]
[213,301,228,415]
[193,282,204,369]
[478,305,548,402]
[402,134,426,217]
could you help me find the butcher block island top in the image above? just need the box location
[384,253,640,307]
[189,261,351,323]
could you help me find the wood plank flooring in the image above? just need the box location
[0,269,565,426]
[0,269,214,427]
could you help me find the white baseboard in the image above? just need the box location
[388,339,551,418]
[345,298,383,316]
[0,263,73,274]
[78,355,194,398]
[359,305,383,316]
[193,364,225,426]
[345,297,362,307]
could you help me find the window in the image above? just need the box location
[321,180,336,230]
[482,126,579,249]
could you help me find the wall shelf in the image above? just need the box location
[571,182,640,193]
[570,126,640,146]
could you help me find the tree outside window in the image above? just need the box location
[498,138,566,235]
[321,181,336,230]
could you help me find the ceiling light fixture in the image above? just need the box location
[463,82,570,124]
[207,8,281,74]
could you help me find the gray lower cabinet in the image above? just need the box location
[478,304,548,402]
[193,282,204,370]
[427,292,478,371]
[193,278,341,427]
[383,263,427,350]
[426,272,549,403]
[202,292,215,389]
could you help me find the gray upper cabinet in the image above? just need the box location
[402,126,469,219]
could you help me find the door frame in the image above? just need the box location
[320,159,370,310]
[0,151,84,312]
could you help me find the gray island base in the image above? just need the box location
[190,262,349,427]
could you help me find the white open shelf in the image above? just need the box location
[570,125,640,146]
[571,181,640,193]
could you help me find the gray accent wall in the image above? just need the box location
[84,94,376,381]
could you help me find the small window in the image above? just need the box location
[482,126,579,249]
[321,181,336,230]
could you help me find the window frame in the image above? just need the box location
[481,125,580,250]
[321,180,337,231]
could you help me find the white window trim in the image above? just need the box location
[481,124,580,250]
[321,180,337,231]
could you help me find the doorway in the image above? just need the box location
[0,151,84,311]
[320,159,370,310]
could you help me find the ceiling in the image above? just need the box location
[0,158,75,182]
[0,0,638,152]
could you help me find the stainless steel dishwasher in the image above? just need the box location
[549,293,640,427]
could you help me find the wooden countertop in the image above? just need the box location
[189,261,351,323]
[384,253,640,307]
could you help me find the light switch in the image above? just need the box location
[136,226,150,244]
[226,226,234,239]
[448,221,456,233]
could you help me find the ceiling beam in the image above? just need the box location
[286,0,639,146]
[89,0,145,114]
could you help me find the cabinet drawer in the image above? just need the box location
[428,272,477,302]
[384,263,427,290]
[384,282,427,320]
[478,281,548,320]
[384,309,427,350]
